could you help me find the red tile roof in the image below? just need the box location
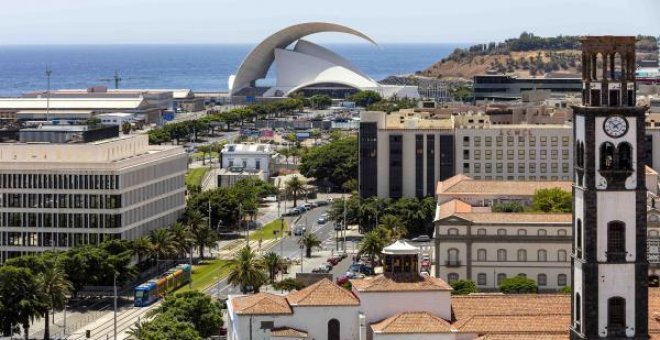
[351,273,452,292]
[231,293,292,315]
[371,312,453,334]
[286,278,360,306]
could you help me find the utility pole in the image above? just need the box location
[208,200,212,230]
[45,69,52,122]
[63,305,67,336]
[342,193,347,251]
[280,216,284,258]
[113,272,118,340]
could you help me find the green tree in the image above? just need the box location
[126,319,148,339]
[309,95,332,109]
[189,224,218,260]
[223,246,268,294]
[140,315,202,340]
[272,278,306,292]
[262,252,282,282]
[349,90,382,107]
[285,176,307,207]
[492,201,524,213]
[132,236,154,266]
[121,121,132,134]
[298,233,322,258]
[378,214,407,241]
[358,230,387,261]
[560,286,572,294]
[169,223,193,260]
[529,188,572,213]
[0,266,46,339]
[151,228,176,272]
[499,275,538,293]
[39,265,73,340]
[147,291,223,338]
[299,136,357,190]
[450,279,478,295]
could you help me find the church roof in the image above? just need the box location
[351,273,452,292]
[371,312,453,334]
[231,293,292,315]
[286,278,359,306]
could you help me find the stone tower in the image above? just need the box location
[571,36,649,339]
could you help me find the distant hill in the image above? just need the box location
[418,32,658,80]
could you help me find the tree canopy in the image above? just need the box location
[450,279,478,295]
[147,291,223,338]
[529,188,572,213]
[499,275,538,294]
[349,90,382,107]
[299,136,357,190]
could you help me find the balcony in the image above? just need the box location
[445,260,461,267]
[606,326,627,337]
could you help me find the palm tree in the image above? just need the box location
[18,274,46,340]
[126,318,147,340]
[378,214,408,241]
[40,265,72,340]
[298,233,321,258]
[262,252,282,282]
[169,222,192,259]
[150,228,175,273]
[223,246,268,294]
[358,230,387,262]
[132,236,153,266]
[189,224,218,260]
[286,176,306,207]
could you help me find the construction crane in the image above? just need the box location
[100,70,123,89]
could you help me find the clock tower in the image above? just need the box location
[571,36,649,339]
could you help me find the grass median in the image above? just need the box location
[177,258,230,293]
[185,167,210,187]
[249,219,289,241]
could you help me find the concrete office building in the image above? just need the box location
[473,74,582,101]
[0,129,187,262]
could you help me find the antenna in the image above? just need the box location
[45,68,52,122]
[113,70,122,89]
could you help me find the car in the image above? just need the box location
[336,275,349,286]
[335,250,348,259]
[317,216,327,224]
[312,264,332,273]
[303,203,313,210]
[350,263,374,275]
[411,235,431,242]
[345,271,365,279]
[309,201,319,208]
[297,205,309,212]
[333,223,346,231]
[327,257,340,266]
[283,209,300,216]
[316,200,330,206]
[293,226,306,236]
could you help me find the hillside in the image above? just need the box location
[419,33,657,80]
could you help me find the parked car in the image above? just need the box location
[312,264,332,273]
[283,209,300,216]
[349,263,374,275]
[309,201,319,208]
[327,257,340,266]
[293,226,306,236]
[298,205,309,212]
[317,216,327,224]
[335,250,348,259]
[303,203,313,210]
[336,275,349,286]
[316,200,330,206]
[333,222,346,231]
[345,271,365,279]
[411,235,431,242]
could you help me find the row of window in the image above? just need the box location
[463,162,570,174]
[462,135,570,148]
[447,248,569,262]
[463,149,570,161]
[472,175,571,181]
[447,272,568,286]
[450,228,570,236]
[0,173,119,190]
[2,231,120,248]
[1,193,121,209]
[0,212,122,229]
[227,159,262,170]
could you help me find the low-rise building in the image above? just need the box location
[221,143,275,181]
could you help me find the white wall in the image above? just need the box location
[597,264,637,338]
[354,291,451,325]
[596,192,637,262]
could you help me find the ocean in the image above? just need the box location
[0,44,461,96]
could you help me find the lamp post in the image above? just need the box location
[299,244,304,273]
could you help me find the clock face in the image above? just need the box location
[604,116,628,138]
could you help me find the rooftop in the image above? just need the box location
[286,278,360,306]
[222,143,274,154]
[437,174,572,197]
[231,293,293,315]
[270,327,308,338]
[351,273,452,292]
[381,240,420,255]
[371,312,453,334]
[446,212,572,224]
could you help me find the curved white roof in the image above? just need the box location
[230,22,377,95]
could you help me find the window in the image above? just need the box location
[650,230,660,238]
[497,273,507,285]
[496,150,503,160]
[538,229,547,236]
[562,149,569,160]
[558,229,567,236]
[551,149,558,160]
[474,163,481,173]
[477,228,487,235]
[558,274,567,286]
[576,293,582,322]
[540,163,547,173]
[485,150,492,160]
[529,150,536,160]
[496,136,503,147]
[463,163,470,173]
[538,249,547,262]
[447,273,459,283]
[540,136,547,146]
[485,137,492,147]
[328,319,340,340]
[540,150,547,160]
[517,273,527,278]
[518,229,527,236]
[447,248,460,265]
[551,136,558,147]
[529,136,536,146]
[518,136,525,146]
[529,163,536,173]
[517,249,527,261]
[507,163,514,173]
[485,163,492,173]
[477,273,487,285]
[497,249,507,261]
[607,221,626,262]
[518,163,525,173]
[608,297,626,334]
[496,163,503,173]
[474,136,481,147]
[551,163,558,173]
[497,229,507,236]
[558,250,568,262]
[507,136,514,147]
[538,274,547,286]
[255,160,261,170]
[463,150,470,160]
[562,136,570,147]
[507,150,514,160]
[562,163,569,173]
[601,142,615,170]
[463,136,470,146]
[474,150,481,160]
[618,143,632,170]
[577,219,583,257]
[477,249,487,261]
[448,228,459,235]
[518,149,525,160]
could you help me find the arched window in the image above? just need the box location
[477,228,487,235]
[447,248,460,263]
[328,319,340,340]
[448,228,459,235]
[576,293,582,323]
[447,273,459,283]
[497,249,507,261]
[558,274,568,286]
[538,229,547,236]
[577,219,583,257]
[558,229,567,236]
[538,274,547,286]
[577,141,585,167]
[477,249,487,261]
[497,273,507,285]
[558,250,568,262]
[517,249,527,261]
[497,228,507,236]
[477,273,487,285]
[601,142,615,170]
[618,142,632,170]
[607,297,626,334]
[650,230,660,238]
[607,221,626,262]
[518,229,527,236]
[538,249,547,262]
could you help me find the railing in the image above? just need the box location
[606,251,627,263]
[445,260,461,267]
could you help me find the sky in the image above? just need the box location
[0,0,658,45]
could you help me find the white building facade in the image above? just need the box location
[221,143,275,182]
[0,134,187,262]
